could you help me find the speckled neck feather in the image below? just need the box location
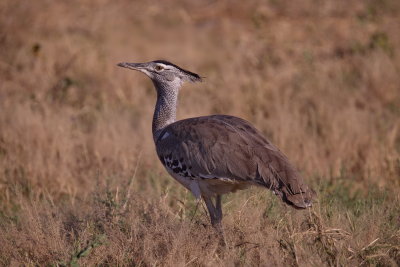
[152,79,180,143]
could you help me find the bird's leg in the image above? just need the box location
[203,195,226,247]
[215,194,227,246]
[214,194,227,247]
[215,194,223,224]
[203,196,218,226]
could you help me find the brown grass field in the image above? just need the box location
[1,0,400,266]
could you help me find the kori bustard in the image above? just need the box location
[117,60,314,228]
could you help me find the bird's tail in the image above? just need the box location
[254,146,316,209]
[279,184,315,209]
[259,163,316,209]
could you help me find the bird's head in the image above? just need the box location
[117,60,202,88]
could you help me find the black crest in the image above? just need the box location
[153,60,202,82]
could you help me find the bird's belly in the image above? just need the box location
[164,166,251,198]
[165,168,202,198]
[198,178,252,196]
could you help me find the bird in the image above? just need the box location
[117,60,315,229]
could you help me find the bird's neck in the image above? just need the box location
[152,80,179,143]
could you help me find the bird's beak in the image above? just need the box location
[117,62,145,71]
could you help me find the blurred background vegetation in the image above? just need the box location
[0,0,399,265]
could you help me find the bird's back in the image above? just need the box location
[155,115,314,209]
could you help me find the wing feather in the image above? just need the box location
[156,115,314,208]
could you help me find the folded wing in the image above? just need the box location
[156,115,314,208]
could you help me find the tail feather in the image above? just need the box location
[258,158,316,209]
[281,186,315,209]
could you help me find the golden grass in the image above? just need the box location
[0,0,399,265]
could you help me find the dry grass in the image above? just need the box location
[0,0,399,266]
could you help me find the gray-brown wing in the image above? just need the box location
[156,115,314,208]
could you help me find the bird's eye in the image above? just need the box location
[155,65,164,71]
